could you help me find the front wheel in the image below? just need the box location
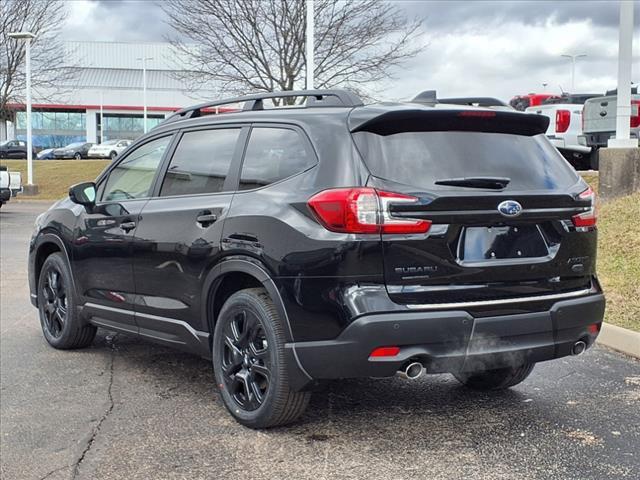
[74,152,82,160]
[452,363,535,390]
[37,252,97,349]
[212,288,310,428]
[109,151,117,160]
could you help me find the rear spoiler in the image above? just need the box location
[350,109,549,136]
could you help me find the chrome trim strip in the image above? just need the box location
[405,287,594,310]
[84,302,209,338]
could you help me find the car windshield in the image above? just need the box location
[102,140,119,145]
[65,143,84,148]
[0,140,9,147]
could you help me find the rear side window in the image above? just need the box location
[160,128,240,196]
[238,127,314,191]
[353,131,578,191]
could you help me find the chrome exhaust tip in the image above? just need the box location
[397,362,424,380]
[571,340,587,356]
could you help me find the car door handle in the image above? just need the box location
[197,212,217,227]
[120,221,136,232]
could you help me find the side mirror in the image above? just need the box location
[69,182,96,207]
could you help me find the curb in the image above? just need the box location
[597,322,640,359]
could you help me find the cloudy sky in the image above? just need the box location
[62,0,639,102]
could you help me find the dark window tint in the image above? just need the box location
[353,131,578,191]
[102,136,170,201]
[238,128,314,191]
[160,128,240,196]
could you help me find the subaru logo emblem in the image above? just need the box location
[497,200,522,217]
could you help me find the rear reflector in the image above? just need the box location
[572,187,597,228]
[308,188,431,234]
[555,109,571,133]
[588,323,601,334]
[631,100,640,128]
[370,346,400,357]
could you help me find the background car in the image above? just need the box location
[0,140,35,159]
[53,142,94,160]
[88,139,132,159]
[37,148,56,160]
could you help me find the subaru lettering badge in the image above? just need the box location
[497,200,522,217]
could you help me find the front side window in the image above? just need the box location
[102,136,171,201]
[160,128,240,197]
[238,128,314,191]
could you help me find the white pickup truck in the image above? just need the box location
[526,93,601,170]
[0,166,22,207]
[580,86,640,151]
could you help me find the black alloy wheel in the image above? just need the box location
[213,288,310,428]
[37,253,96,349]
[220,309,271,411]
[41,267,67,338]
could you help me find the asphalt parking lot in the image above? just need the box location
[1,201,639,480]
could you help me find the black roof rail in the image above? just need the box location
[437,97,508,107]
[162,89,364,125]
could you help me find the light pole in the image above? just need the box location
[306,0,314,90]
[561,53,587,92]
[9,31,37,194]
[136,54,153,133]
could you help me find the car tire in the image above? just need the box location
[212,288,310,428]
[110,151,117,160]
[452,363,535,390]
[74,152,82,160]
[37,252,97,349]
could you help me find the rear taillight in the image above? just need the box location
[556,109,571,133]
[308,188,432,234]
[572,187,597,228]
[630,100,640,128]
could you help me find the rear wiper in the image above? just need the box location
[434,177,510,189]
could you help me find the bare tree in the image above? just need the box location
[161,0,423,103]
[0,0,74,126]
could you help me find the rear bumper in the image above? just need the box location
[289,292,605,381]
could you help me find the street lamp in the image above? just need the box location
[8,31,37,194]
[561,53,587,92]
[136,55,154,133]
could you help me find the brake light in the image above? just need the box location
[572,187,597,228]
[630,100,640,128]
[308,188,431,234]
[556,109,571,133]
[458,110,496,118]
[370,346,400,358]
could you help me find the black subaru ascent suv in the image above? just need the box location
[29,90,605,428]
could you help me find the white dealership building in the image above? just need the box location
[6,41,217,148]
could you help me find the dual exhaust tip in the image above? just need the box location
[397,341,586,379]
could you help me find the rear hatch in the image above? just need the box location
[351,108,597,308]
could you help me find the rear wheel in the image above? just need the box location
[453,363,535,390]
[212,288,310,428]
[37,253,96,349]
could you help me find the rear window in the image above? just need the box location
[353,131,578,191]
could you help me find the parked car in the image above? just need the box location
[88,139,132,159]
[28,89,605,429]
[526,93,601,170]
[509,93,560,111]
[37,148,56,160]
[0,139,35,159]
[0,166,11,207]
[53,142,94,160]
[579,86,639,155]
